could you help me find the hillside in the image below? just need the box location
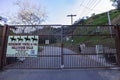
[71,9,120,48]
[76,9,120,25]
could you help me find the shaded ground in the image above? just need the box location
[0,69,111,80]
[98,70,120,80]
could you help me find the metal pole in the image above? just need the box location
[107,11,112,38]
[61,26,64,68]
[71,16,73,25]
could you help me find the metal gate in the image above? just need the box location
[0,25,120,69]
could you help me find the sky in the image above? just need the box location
[0,0,115,25]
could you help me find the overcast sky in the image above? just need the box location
[0,0,115,25]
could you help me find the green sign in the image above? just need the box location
[6,36,39,57]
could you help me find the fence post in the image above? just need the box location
[0,25,9,70]
[114,25,120,66]
[61,25,64,68]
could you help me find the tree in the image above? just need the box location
[79,18,85,25]
[91,13,96,17]
[117,0,120,9]
[0,16,8,24]
[9,0,47,33]
[111,0,120,10]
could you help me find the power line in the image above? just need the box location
[87,0,98,9]
[79,0,99,17]
[85,0,101,16]
[79,0,87,17]
[86,0,94,7]
[80,4,102,13]
[80,0,102,17]
[89,0,101,13]
[91,0,101,9]
[83,0,95,15]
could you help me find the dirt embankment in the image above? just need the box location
[111,14,120,25]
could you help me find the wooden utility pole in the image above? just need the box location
[67,14,76,25]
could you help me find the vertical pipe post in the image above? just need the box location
[61,26,64,68]
[107,12,112,38]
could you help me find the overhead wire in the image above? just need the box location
[80,4,102,12]
[85,0,102,16]
[82,0,100,17]
[80,0,102,18]
[75,0,103,23]
[79,0,99,17]
[79,0,87,17]
[77,0,97,21]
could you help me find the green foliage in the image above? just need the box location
[110,10,120,19]
[71,9,119,47]
[111,0,120,10]
[84,9,120,25]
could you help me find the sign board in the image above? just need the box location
[45,40,49,44]
[6,36,39,57]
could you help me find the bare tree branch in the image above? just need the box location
[9,0,47,33]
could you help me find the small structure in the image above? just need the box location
[96,45,103,57]
[79,43,86,53]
